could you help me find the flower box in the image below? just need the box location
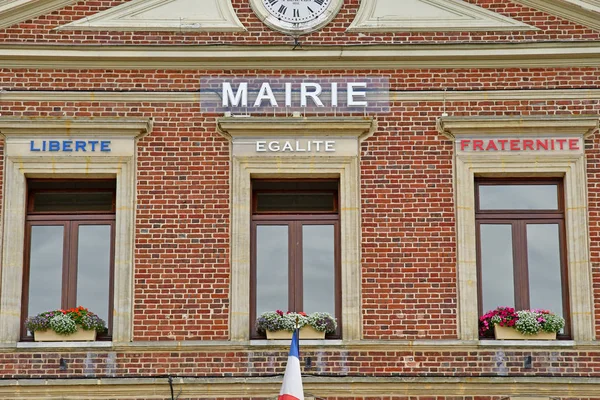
[26,306,106,342]
[479,307,564,340]
[494,325,556,340]
[257,310,337,339]
[34,327,97,342]
[266,325,325,340]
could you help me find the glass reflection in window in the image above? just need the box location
[256,225,289,315]
[480,224,515,312]
[302,225,335,315]
[479,185,558,210]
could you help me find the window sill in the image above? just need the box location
[250,339,344,346]
[17,341,113,349]
[479,339,576,347]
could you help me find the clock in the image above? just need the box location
[250,0,343,35]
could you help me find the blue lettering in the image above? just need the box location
[48,141,60,152]
[30,141,41,152]
[28,139,114,152]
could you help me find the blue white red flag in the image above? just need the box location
[278,329,304,400]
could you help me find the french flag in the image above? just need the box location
[278,329,304,400]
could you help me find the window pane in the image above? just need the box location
[77,225,111,324]
[33,192,113,212]
[256,225,289,314]
[256,193,334,212]
[527,224,564,318]
[28,225,64,319]
[480,224,515,312]
[479,185,558,210]
[302,225,335,316]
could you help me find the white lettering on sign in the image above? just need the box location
[255,140,336,153]
[201,76,390,113]
[459,138,581,152]
[221,82,368,108]
[301,83,324,107]
[254,82,278,107]
[347,82,368,107]
[223,82,248,107]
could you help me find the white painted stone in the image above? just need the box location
[233,137,358,157]
[514,0,600,31]
[56,0,245,32]
[348,0,537,32]
[0,0,77,30]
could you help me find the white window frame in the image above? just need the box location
[0,118,151,344]
[217,117,375,341]
[438,115,599,341]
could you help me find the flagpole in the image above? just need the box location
[277,318,304,400]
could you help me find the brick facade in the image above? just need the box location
[0,0,599,399]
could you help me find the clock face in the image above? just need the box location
[263,0,332,24]
[251,0,342,35]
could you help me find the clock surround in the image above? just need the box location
[250,0,343,35]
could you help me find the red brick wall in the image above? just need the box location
[2,83,599,341]
[1,0,600,390]
[0,0,599,44]
[2,348,600,377]
[2,68,600,92]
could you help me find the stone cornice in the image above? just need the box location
[1,89,600,103]
[0,0,77,30]
[1,42,600,69]
[0,117,153,139]
[514,0,600,32]
[217,117,377,142]
[437,115,600,138]
[0,376,599,398]
[3,338,599,353]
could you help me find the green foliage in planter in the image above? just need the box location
[480,306,565,336]
[26,306,107,335]
[256,310,337,335]
[49,314,77,335]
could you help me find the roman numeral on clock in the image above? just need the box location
[314,0,324,5]
[278,4,287,14]
[293,9,300,18]
[268,0,277,5]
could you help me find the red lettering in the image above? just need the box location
[523,139,534,151]
[536,139,548,150]
[473,140,484,151]
[510,139,520,151]
[485,140,498,151]
[460,139,471,151]
[556,139,567,150]
[497,139,508,151]
[569,138,579,150]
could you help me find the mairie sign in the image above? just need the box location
[200,76,390,114]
